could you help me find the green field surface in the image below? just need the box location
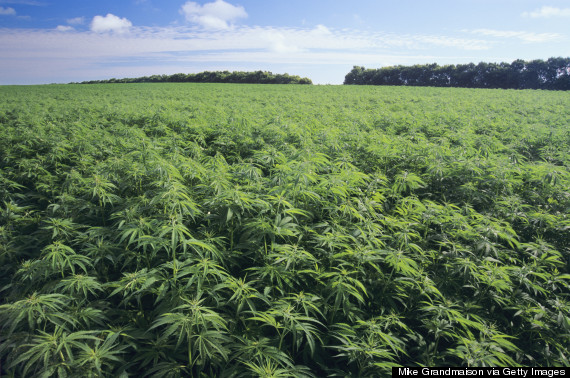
[1,83,569,376]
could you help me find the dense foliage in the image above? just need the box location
[76,71,312,85]
[1,83,569,377]
[344,57,570,90]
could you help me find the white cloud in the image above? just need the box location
[67,17,85,25]
[2,23,561,84]
[262,30,303,53]
[522,6,570,18]
[180,0,247,29]
[415,35,489,50]
[468,28,561,43]
[56,25,74,32]
[90,14,132,33]
[313,24,332,36]
[0,25,493,66]
[0,6,15,15]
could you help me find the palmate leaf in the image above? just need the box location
[472,261,513,303]
[420,298,487,339]
[158,215,193,254]
[392,171,426,194]
[269,244,317,271]
[9,327,100,377]
[507,266,549,297]
[333,244,384,270]
[80,236,120,269]
[182,238,224,262]
[55,274,104,300]
[150,295,229,366]
[116,216,155,247]
[0,293,73,336]
[321,266,368,317]
[76,331,128,375]
[283,309,323,355]
[192,329,231,365]
[181,257,229,292]
[41,242,92,277]
[215,276,268,315]
[273,213,299,238]
[70,306,108,329]
[150,178,201,219]
[231,336,294,369]
[247,263,298,294]
[209,185,266,222]
[108,268,159,308]
[248,311,283,334]
[240,358,316,378]
[285,291,324,319]
[130,334,177,370]
[265,192,295,212]
[334,337,397,363]
[41,217,82,241]
[253,147,287,168]
[143,361,192,378]
[447,332,520,367]
[328,321,401,373]
[88,174,121,207]
[380,248,420,278]
[14,258,50,286]
[248,301,325,357]
[355,318,407,356]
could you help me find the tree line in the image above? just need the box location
[344,57,570,90]
[74,70,312,85]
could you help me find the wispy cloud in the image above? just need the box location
[466,29,562,43]
[414,35,489,50]
[0,22,554,84]
[0,24,492,65]
[0,6,15,15]
[522,6,570,18]
[90,14,133,33]
[56,25,74,32]
[67,17,85,25]
[180,0,247,29]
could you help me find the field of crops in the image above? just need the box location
[1,83,569,376]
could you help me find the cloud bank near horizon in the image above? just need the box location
[0,0,568,84]
[522,6,570,18]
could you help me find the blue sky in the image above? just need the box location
[1,0,569,84]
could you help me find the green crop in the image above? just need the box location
[0,83,569,376]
